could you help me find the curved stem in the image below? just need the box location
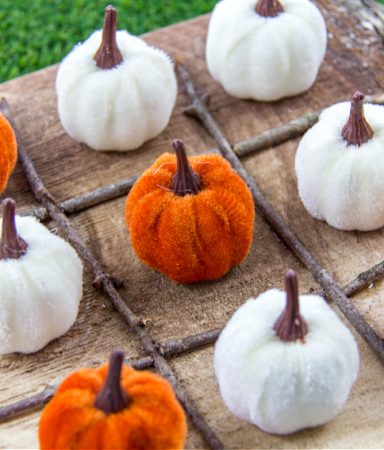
[341,91,374,146]
[255,0,284,17]
[94,351,130,414]
[0,198,28,260]
[94,5,123,70]
[171,139,202,196]
[273,270,308,342]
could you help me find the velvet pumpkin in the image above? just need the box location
[206,0,327,101]
[295,91,384,231]
[214,270,359,435]
[56,6,177,151]
[125,139,255,283]
[39,351,187,449]
[0,112,17,193]
[0,198,83,354]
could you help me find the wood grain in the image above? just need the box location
[172,335,384,449]
[1,0,384,448]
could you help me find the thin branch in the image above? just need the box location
[234,93,384,157]
[29,150,221,221]
[2,250,384,422]
[0,328,220,422]
[343,259,384,297]
[176,63,384,364]
[17,96,382,221]
[0,73,382,442]
[30,155,384,297]
[159,328,221,356]
[234,111,320,157]
[31,176,137,221]
[0,98,224,450]
[0,386,55,422]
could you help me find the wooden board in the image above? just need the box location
[1,0,384,448]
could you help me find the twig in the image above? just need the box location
[0,76,382,444]
[343,259,384,297]
[9,254,379,424]
[234,93,384,157]
[176,63,384,363]
[2,250,384,422]
[234,111,320,157]
[0,328,220,422]
[16,97,382,222]
[159,328,221,356]
[0,98,224,450]
[29,154,221,221]
[10,98,380,222]
[31,176,137,221]
[27,162,384,298]
[0,386,55,422]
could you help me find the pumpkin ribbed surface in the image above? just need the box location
[0,113,17,193]
[39,364,187,449]
[125,153,255,283]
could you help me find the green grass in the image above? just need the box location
[1,1,383,82]
[0,0,217,82]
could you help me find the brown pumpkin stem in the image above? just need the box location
[94,351,130,414]
[273,270,308,342]
[171,139,202,196]
[0,198,28,260]
[94,5,123,70]
[255,0,284,17]
[341,91,374,146]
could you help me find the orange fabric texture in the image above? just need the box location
[0,113,17,193]
[39,364,187,449]
[125,152,255,283]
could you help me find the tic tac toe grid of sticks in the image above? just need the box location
[1,4,384,449]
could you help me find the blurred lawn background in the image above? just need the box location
[0,0,383,82]
[0,0,217,82]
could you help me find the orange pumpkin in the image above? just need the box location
[125,139,255,283]
[39,351,187,449]
[0,112,17,193]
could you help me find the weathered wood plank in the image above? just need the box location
[1,0,384,448]
[70,199,316,344]
[173,341,384,449]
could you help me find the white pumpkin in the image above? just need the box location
[56,6,177,151]
[295,91,384,231]
[206,0,327,101]
[0,199,83,354]
[214,270,359,435]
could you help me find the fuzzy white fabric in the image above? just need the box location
[0,216,83,354]
[56,30,177,151]
[295,102,384,230]
[206,0,327,101]
[214,289,359,435]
